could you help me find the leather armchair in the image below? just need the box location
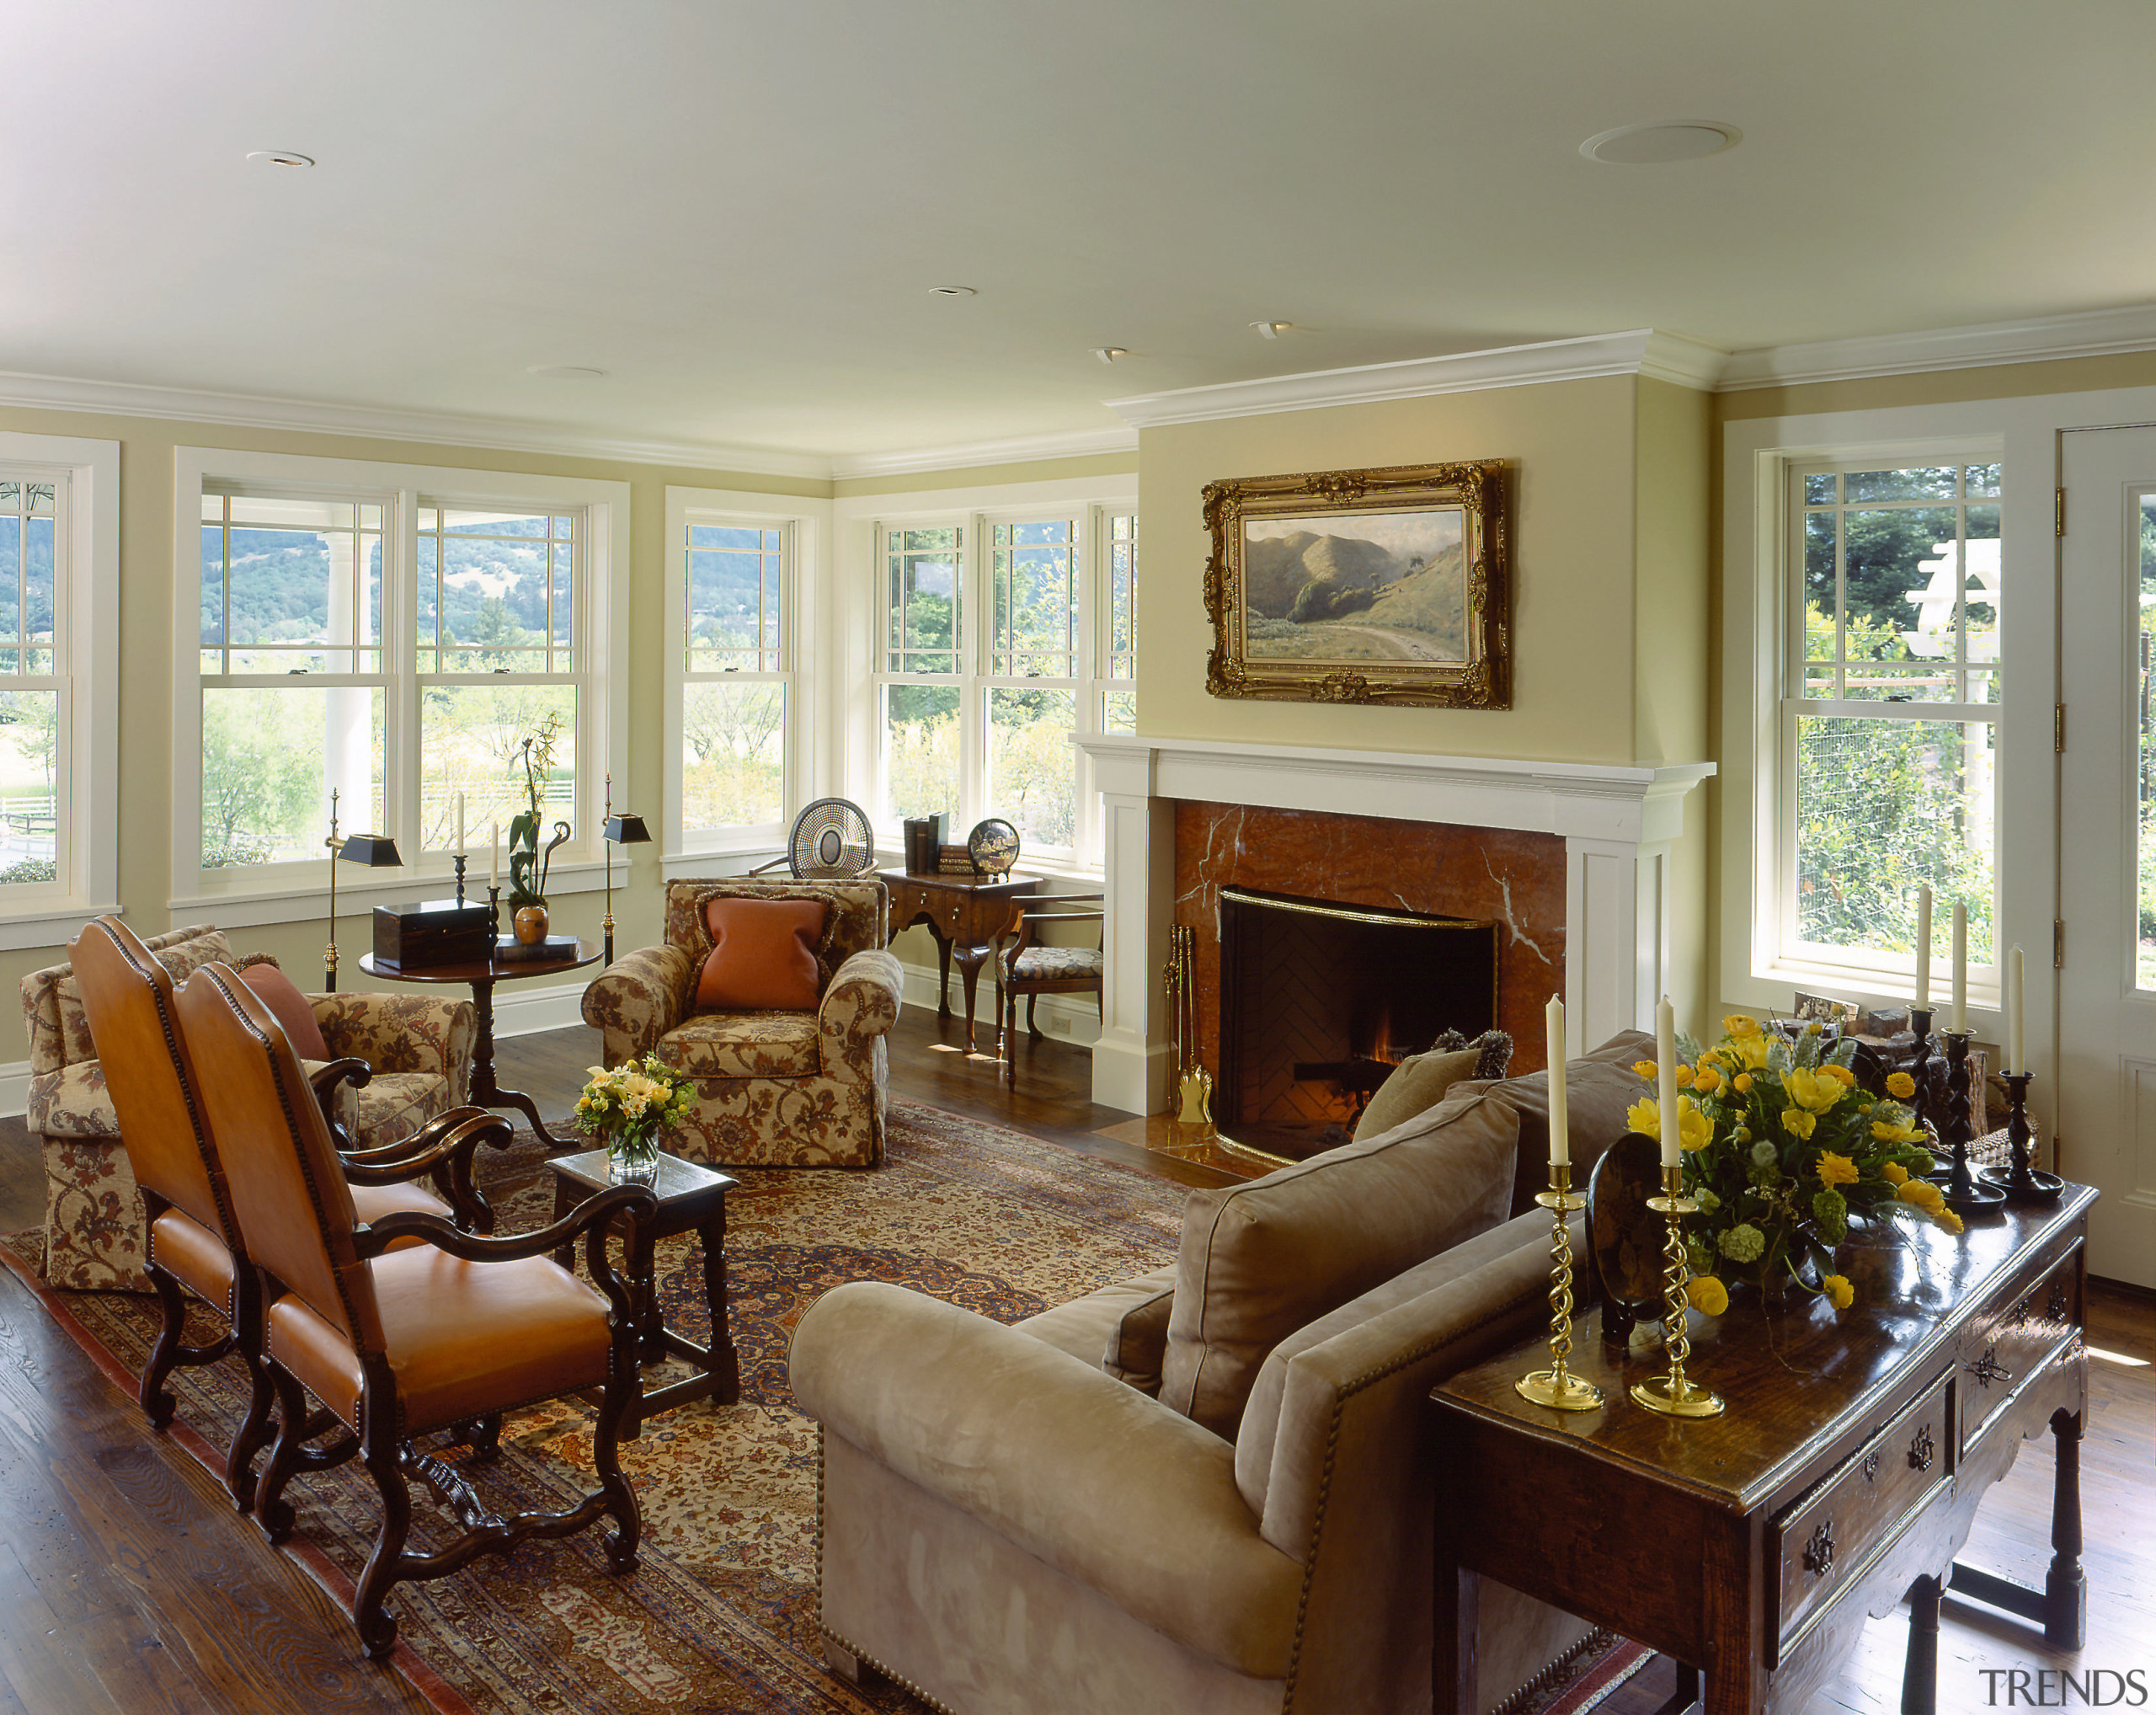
[20,925,477,1290]
[67,916,499,1513]
[582,880,904,1167]
[173,960,658,1659]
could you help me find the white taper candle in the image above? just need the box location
[1546,994,1569,1167]
[2009,943,2025,1072]
[490,822,499,888]
[1951,903,1967,1034]
[1914,885,1932,1009]
[456,792,465,857]
[1656,995,1679,1170]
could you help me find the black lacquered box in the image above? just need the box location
[371,900,494,970]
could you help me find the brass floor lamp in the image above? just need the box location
[323,788,403,991]
[600,772,650,966]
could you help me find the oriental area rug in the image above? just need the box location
[4,1101,1644,1715]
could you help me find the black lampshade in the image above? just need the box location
[338,832,403,868]
[603,814,651,846]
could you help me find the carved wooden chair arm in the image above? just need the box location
[356,1185,660,1323]
[337,1109,515,1232]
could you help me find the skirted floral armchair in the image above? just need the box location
[580,880,903,1168]
[21,924,476,1291]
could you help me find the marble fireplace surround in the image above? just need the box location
[1075,734,1714,1115]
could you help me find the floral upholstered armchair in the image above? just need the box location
[20,924,476,1291]
[581,880,903,1168]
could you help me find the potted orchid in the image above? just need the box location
[1628,1013,1967,1317]
[575,1054,695,1183]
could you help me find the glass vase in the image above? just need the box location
[608,1126,663,1185]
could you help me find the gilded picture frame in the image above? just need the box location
[1202,459,1509,708]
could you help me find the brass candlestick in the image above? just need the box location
[1630,1163,1725,1418]
[1514,1162,1603,1412]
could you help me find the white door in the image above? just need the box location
[2057,425,2156,1287]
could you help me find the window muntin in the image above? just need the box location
[680,516,791,840]
[1784,461,2000,970]
[875,505,1134,858]
[0,476,62,887]
[200,494,382,676]
[2137,494,2156,991]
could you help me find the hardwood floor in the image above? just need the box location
[0,1016,2148,1712]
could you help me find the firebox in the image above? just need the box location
[1217,885,1498,1160]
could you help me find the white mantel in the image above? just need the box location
[1075,733,1714,1114]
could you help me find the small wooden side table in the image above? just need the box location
[360,938,600,1146]
[547,1147,741,1436]
[879,868,1041,1050]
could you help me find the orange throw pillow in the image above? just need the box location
[694,898,828,1012]
[237,963,333,1061]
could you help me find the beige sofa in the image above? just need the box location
[791,1030,1653,1715]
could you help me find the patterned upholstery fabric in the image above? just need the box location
[583,881,902,1168]
[20,928,474,1291]
[659,1012,823,1080]
[1009,945,1104,980]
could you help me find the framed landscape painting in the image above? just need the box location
[1202,459,1509,707]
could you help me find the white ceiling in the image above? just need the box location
[8,1,2154,462]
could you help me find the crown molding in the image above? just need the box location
[829,425,1138,479]
[1105,330,1729,429]
[0,368,833,480]
[1718,302,2156,393]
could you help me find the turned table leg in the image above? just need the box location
[1902,1573,1941,1715]
[2046,1406,2089,1648]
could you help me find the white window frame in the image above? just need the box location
[662,486,823,859]
[0,430,119,951]
[863,492,1136,871]
[170,447,628,927]
[1723,413,2031,1019]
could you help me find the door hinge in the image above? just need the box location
[2055,919,2065,969]
[2057,486,2067,536]
[2056,703,2067,752]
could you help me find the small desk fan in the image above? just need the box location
[751,798,878,879]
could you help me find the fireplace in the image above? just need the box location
[1218,886,1497,1157]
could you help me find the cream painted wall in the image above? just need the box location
[1716,348,2156,424]
[0,399,828,1023]
[1134,375,1650,764]
[832,451,1135,500]
[1634,377,1714,1025]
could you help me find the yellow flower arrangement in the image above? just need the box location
[577,1053,696,1176]
[1886,1071,1917,1099]
[1657,1015,1963,1316]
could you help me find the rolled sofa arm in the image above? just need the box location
[792,1280,1303,1677]
[816,949,904,1083]
[580,943,694,1066]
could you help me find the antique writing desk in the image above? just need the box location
[879,868,1039,1050]
[1431,1186,2094,1714]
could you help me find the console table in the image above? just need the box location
[1431,1185,2094,1714]
[879,869,1039,1051]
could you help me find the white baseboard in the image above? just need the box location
[490,980,595,1040]
[893,959,1101,1049]
[0,984,590,1122]
[0,1059,28,1121]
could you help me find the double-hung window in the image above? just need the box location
[176,448,625,906]
[1778,459,2002,979]
[680,520,790,838]
[0,475,64,890]
[876,505,1136,863]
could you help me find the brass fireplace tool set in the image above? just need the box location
[1163,924,1214,1125]
[1517,995,1724,1422]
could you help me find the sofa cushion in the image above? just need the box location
[1013,1263,1177,1397]
[695,898,827,1012]
[1156,1088,1520,1439]
[1352,1029,1513,1142]
[659,1012,823,1079]
[1454,1028,1655,1217]
[237,963,332,1061]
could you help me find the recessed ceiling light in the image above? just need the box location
[929,286,978,297]
[1250,321,1291,339]
[1092,347,1128,364]
[245,149,315,168]
[526,365,608,381]
[1580,122,1741,164]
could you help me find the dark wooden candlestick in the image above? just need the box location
[1980,1071,2065,1204]
[454,854,467,906]
[1904,1006,1940,1133]
[1933,1029,2004,1215]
